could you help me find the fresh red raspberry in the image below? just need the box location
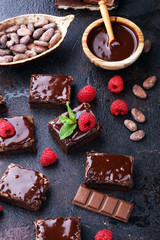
[110,99,128,116]
[77,85,96,103]
[40,148,57,167]
[108,75,124,93]
[78,112,97,132]
[95,229,113,240]
[0,119,15,138]
[0,205,2,211]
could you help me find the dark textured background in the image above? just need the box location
[0,0,159,239]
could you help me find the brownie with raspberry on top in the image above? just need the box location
[48,103,103,154]
[29,74,74,109]
[0,115,36,154]
[0,163,49,211]
[35,216,81,240]
[0,94,7,113]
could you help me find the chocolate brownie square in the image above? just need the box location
[84,151,134,190]
[0,163,49,211]
[0,115,36,154]
[35,217,81,240]
[48,103,103,154]
[0,94,7,113]
[29,74,74,108]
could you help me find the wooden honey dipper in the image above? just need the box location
[98,0,115,45]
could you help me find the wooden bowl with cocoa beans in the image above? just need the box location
[0,14,74,66]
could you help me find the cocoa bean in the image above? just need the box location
[34,19,49,28]
[0,49,11,56]
[42,23,56,31]
[48,32,61,48]
[124,120,137,132]
[5,25,19,33]
[131,108,146,123]
[27,23,34,32]
[27,43,35,50]
[0,32,5,37]
[6,40,15,48]
[1,35,7,44]
[132,84,147,99]
[1,55,13,62]
[17,28,32,36]
[31,45,48,54]
[0,43,7,49]
[20,36,30,45]
[34,40,48,47]
[143,40,151,53]
[25,50,37,58]
[10,44,27,53]
[143,76,157,89]
[40,28,54,42]
[32,28,43,39]
[20,24,27,29]
[13,54,28,62]
[130,130,145,141]
[11,33,19,44]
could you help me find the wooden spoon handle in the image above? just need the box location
[98,0,115,44]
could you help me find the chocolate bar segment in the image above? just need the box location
[72,185,134,222]
[0,163,49,211]
[48,103,103,154]
[0,94,7,113]
[84,151,134,190]
[0,115,36,154]
[35,217,81,240]
[55,0,118,10]
[29,74,74,109]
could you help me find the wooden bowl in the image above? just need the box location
[82,17,144,70]
[0,14,75,66]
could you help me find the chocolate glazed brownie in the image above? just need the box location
[29,74,74,109]
[48,103,103,154]
[0,115,36,154]
[0,94,7,113]
[35,217,81,240]
[0,163,49,211]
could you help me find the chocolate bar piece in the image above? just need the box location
[0,163,49,211]
[0,116,36,155]
[48,103,103,154]
[0,94,7,113]
[29,74,74,109]
[55,0,118,10]
[72,185,134,222]
[35,217,81,240]
[84,151,134,190]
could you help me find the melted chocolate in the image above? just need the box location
[0,116,33,147]
[53,103,97,142]
[86,153,132,183]
[87,21,138,61]
[30,75,72,102]
[0,164,44,202]
[37,217,80,240]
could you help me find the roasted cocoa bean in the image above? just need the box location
[34,19,49,28]
[1,35,7,44]
[10,44,27,53]
[20,36,30,45]
[11,33,19,44]
[40,28,54,42]
[143,40,151,53]
[17,28,32,37]
[13,54,28,61]
[6,40,15,48]
[25,50,37,58]
[0,49,11,56]
[131,108,146,123]
[31,45,48,53]
[5,25,19,33]
[34,40,48,47]
[42,23,56,31]
[48,32,61,48]
[0,55,13,63]
[27,43,35,50]
[124,120,137,132]
[32,28,43,39]
[20,24,27,29]
[27,23,34,32]
[132,85,147,99]
[143,76,157,89]
[130,130,145,141]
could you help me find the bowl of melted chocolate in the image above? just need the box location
[82,17,144,70]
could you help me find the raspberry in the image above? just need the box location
[78,112,97,132]
[0,205,2,211]
[95,230,113,240]
[0,119,15,138]
[77,85,96,103]
[40,148,57,167]
[108,75,124,93]
[110,100,128,116]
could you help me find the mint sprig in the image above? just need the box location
[59,102,77,140]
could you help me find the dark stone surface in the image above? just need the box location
[0,0,159,239]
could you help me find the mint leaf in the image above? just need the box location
[66,102,77,123]
[59,121,77,140]
[59,115,71,124]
